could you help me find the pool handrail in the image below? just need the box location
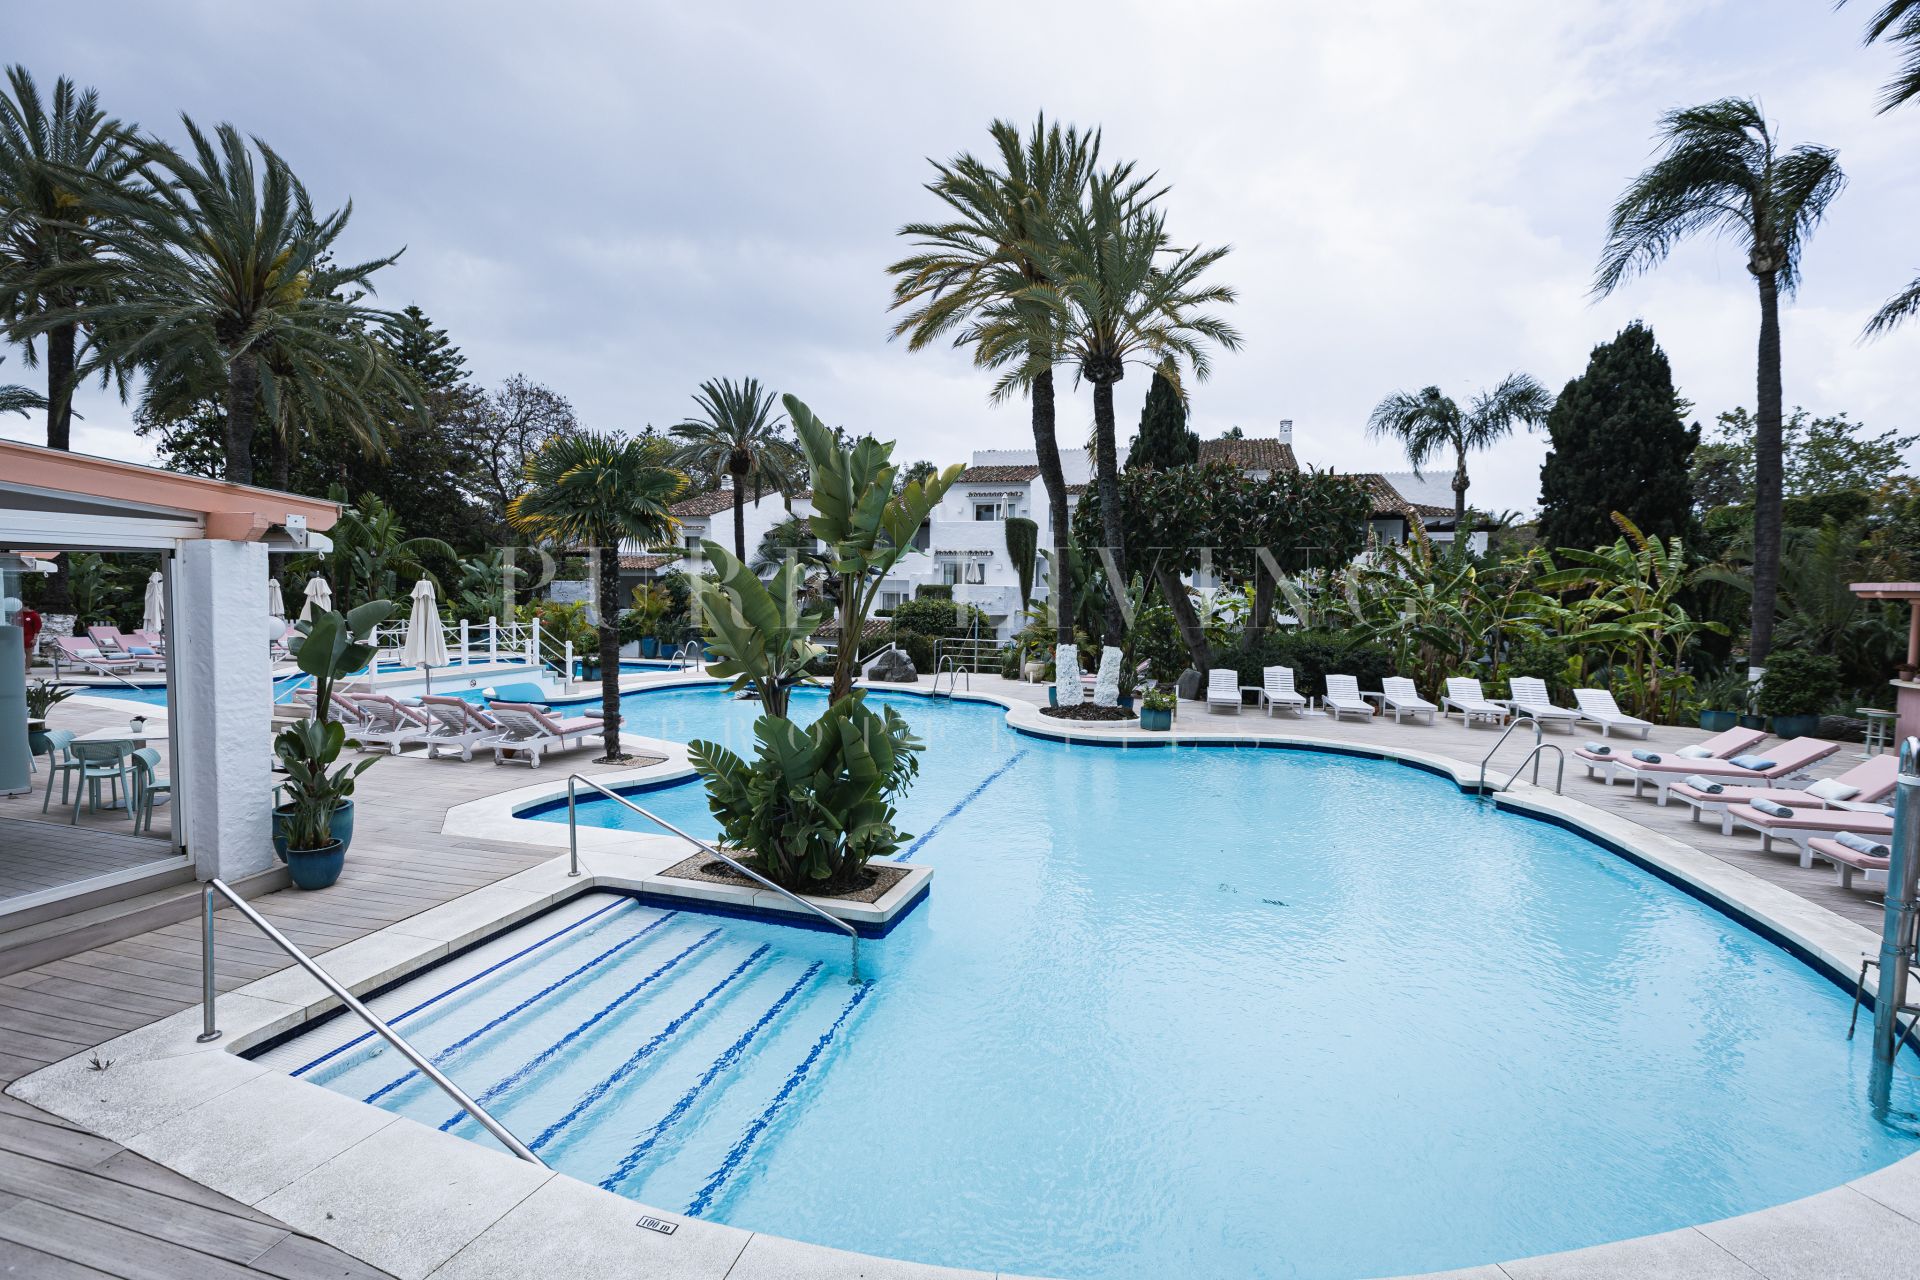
[562,772,861,981]
[1475,713,1545,796]
[192,878,547,1167]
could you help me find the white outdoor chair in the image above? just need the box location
[1505,677,1580,732]
[1254,665,1308,717]
[1442,677,1511,728]
[1373,676,1437,724]
[1205,669,1244,714]
[1322,674,1376,722]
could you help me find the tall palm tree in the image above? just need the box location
[1038,163,1241,642]
[507,433,685,762]
[27,118,412,485]
[1595,98,1843,663]
[0,65,140,452]
[888,115,1095,649]
[0,354,42,416]
[1365,375,1552,531]
[1849,2,1920,333]
[669,376,802,559]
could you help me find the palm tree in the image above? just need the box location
[507,433,685,762]
[669,376,802,559]
[1365,375,1552,531]
[1850,2,1920,333]
[0,65,140,452]
[27,118,413,485]
[0,355,42,416]
[1038,163,1241,642]
[888,115,1095,649]
[1594,98,1843,663]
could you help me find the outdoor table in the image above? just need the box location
[70,727,157,748]
[1859,707,1896,758]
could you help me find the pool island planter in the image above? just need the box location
[638,856,931,934]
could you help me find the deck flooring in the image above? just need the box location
[0,672,1903,1276]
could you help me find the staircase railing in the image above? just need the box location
[193,879,545,1166]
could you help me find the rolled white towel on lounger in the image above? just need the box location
[1631,749,1661,763]
[1682,774,1723,795]
[1584,741,1611,755]
[1750,797,1794,818]
[1836,831,1892,857]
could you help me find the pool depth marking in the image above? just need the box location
[899,749,1028,862]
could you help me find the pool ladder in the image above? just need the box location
[931,655,968,699]
[1475,714,1566,797]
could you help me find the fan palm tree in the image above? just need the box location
[24,117,413,485]
[507,433,685,761]
[0,65,141,452]
[1365,375,1552,532]
[1036,163,1241,642]
[1594,98,1843,663]
[1848,2,1920,333]
[887,115,1096,649]
[669,376,802,560]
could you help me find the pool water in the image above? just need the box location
[270,685,1920,1279]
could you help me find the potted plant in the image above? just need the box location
[24,679,74,724]
[627,583,671,658]
[272,600,394,885]
[1755,650,1842,739]
[1694,667,1749,733]
[1140,686,1176,731]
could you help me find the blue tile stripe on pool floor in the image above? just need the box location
[357,913,694,1106]
[684,981,874,1217]
[433,928,724,1127]
[528,943,772,1153]
[288,896,638,1079]
[899,749,1027,862]
[598,961,823,1194]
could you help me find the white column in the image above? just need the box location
[173,540,274,883]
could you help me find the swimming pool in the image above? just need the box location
[267,685,1920,1279]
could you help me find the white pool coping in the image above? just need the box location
[12,679,1920,1278]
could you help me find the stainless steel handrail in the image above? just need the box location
[931,655,968,698]
[671,641,704,672]
[193,879,546,1166]
[1475,713,1543,795]
[1490,741,1566,794]
[563,772,862,982]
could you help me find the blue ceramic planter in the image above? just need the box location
[273,799,355,863]
[286,840,345,890]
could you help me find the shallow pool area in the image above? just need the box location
[264,685,1920,1279]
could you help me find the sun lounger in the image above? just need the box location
[1572,688,1653,738]
[85,625,162,669]
[1370,677,1437,725]
[1610,736,1838,805]
[1725,801,1894,868]
[346,694,435,754]
[1504,677,1579,732]
[1808,835,1892,890]
[1672,753,1899,830]
[489,702,605,767]
[52,636,142,678]
[1205,669,1243,714]
[1253,665,1307,717]
[419,695,505,761]
[291,686,373,726]
[1575,725,1767,788]
[1442,677,1510,728]
[1322,674,1375,723]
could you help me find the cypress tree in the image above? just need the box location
[1538,322,1698,549]
[1125,369,1199,470]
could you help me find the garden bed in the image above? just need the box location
[1040,703,1136,722]
[661,853,907,904]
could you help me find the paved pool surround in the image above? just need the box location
[11,677,1920,1279]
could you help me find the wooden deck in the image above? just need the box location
[0,674,1900,1275]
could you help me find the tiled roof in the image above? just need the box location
[958,464,1042,484]
[815,615,889,640]
[618,553,679,571]
[1199,436,1299,473]
[1349,473,1451,520]
[669,487,809,518]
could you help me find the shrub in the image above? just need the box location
[915,584,952,601]
[1500,640,1568,701]
[887,598,960,637]
[1756,650,1843,717]
[887,630,936,673]
[1222,629,1393,697]
[1782,489,1871,529]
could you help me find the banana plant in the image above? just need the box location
[789,394,961,699]
[688,540,825,719]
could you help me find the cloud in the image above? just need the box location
[4,0,1916,516]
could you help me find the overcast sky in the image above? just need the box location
[7,0,1918,513]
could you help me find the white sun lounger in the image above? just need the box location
[1253,665,1307,717]
[291,686,373,727]
[1442,678,1510,728]
[1371,676,1437,724]
[490,702,605,767]
[1572,688,1653,739]
[1671,753,1899,830]
[1322,674,1375,723]
[1206,669,1244,714]
[419,695,506,761]
[1504,677,1579,732]
[347,694,435,754]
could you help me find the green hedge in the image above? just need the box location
[1222,629,1395,697]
